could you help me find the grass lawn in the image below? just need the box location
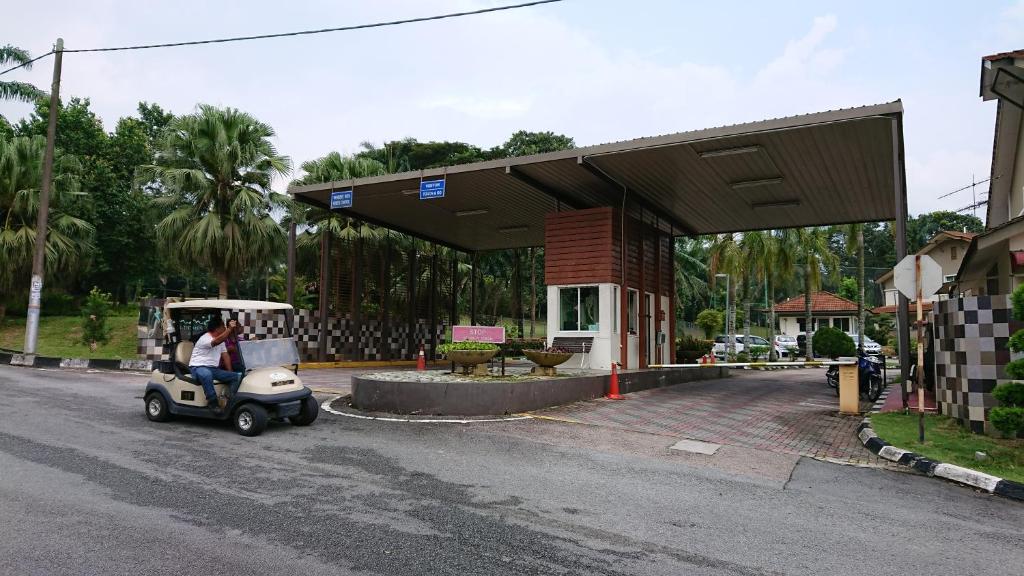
[870,412,1024,483]
[0,315,139,360]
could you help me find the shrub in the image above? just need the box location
[694,309,723,339]
[502,338,545,356]
[747,345,769,361]
[812,326,856,359]
[989,406,1024,437]
[993,381,1024,408]
[676,335,713,353]
[80,287,113,346]
[438,341,498,354]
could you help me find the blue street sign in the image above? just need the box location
[330,190,353,209]
[419,179,445,199]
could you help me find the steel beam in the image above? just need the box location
[577,156,696,237]
[891,116,912,408]
[505,166,584,210]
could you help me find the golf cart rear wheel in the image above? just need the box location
[290,396,319,426]
[145,392,171,422]
[233,404,268,436]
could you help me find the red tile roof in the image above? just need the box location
[774,291,859,314]
[940,230,977,242]
[983,49,1024,61]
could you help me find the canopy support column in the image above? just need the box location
[317,232,331,362]
[892,116,911,409]
[407,247,418,360]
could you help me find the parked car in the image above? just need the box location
[774,335,798,357]
[713,335,786,360]
[847,334,882,355]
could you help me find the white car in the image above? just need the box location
[713,335,786,360]
[774,335,799,357]
[848,334,882,355]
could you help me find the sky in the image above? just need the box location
[3,0,1024,218]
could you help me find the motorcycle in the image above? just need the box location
[825,351,884,402]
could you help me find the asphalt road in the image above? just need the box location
[1,365,1022,576]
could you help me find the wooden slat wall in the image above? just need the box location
[544,208,617,285]
[544,207,673,299]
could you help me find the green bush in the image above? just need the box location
[1013,283,1024,322]
[502,338,545,356]
[80,287,113,346]
[438,341,499,354]
[747,345,769,361]
[694,309,723,339]
[993,381,1024,408]
[989,406,1024,437]
[676,335,713,353]
[812,326,856,359]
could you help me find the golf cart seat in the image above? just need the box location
[172,341,228,386]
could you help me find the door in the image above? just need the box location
[627,289,639,368]
[645,292,654,367]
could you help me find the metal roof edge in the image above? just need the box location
[288,101,904,195]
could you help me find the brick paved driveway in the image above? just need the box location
[535,368,881,463]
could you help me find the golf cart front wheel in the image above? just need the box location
[233,404,268,436]
[290,396,319,426]
[145,392,171,422]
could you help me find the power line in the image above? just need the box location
[61,0,563,53]
[0,50,54,77]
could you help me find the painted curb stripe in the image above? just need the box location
[319,396,533,424]
[4,355,153,372]
[856,417,1022,501]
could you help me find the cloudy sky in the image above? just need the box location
[3,0,1023,217]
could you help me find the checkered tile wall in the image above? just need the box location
[137,304,444,362]
[933,295,1022,434]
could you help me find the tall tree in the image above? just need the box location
[0,45,44,103]
[492,130,575,157]
[0,135,93,316]
[795,228,839,361]
[708,233,742,357]
[139,105,291,299]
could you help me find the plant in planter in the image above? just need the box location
[438,341,499,375]
[524,345,574,376]
[676,335,713,363]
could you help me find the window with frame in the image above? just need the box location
[560,286,600,331]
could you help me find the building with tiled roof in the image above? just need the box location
[774,291,866,336]
[876,230,976,307]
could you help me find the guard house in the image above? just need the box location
[288,101,912,373]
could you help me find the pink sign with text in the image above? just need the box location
[452,325,506,344]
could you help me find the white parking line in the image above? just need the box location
[319,396,533,424]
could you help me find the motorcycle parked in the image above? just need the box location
[825,351,884,402]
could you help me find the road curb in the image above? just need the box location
[856,416,1024,501]
[0,351,152,372]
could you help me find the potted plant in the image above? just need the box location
[675,335,713,363]
[524,346,574,376]
[439,341,499,375]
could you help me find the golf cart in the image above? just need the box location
[143,299,318,436]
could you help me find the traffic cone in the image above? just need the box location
[416,344,426,371]
[606,362,624,400]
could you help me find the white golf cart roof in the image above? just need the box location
[166,299,293,311]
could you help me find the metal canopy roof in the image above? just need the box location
[289,101,905,252]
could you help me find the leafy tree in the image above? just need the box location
[0,116,12,140]
[838,277,858,302]
[695,309,723,339]
[493,130,575,157]
[80,287,113,347]
[675,237,708,320]
[0,135,94,311]
[139,105,291,299]
[0,45,44,103]
[905,211,983,254]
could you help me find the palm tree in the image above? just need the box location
[739,231,772,354]
[0,45,45,103]
[0,135,93,315]
[138,105,291,299]
[795,227,839,361]
[674,237,709,312]
[708,233,743,358]
[845,223,866,353]
[768,230,798,360]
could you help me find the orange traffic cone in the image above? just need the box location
[416,344,426,371]
[607,362,624,400]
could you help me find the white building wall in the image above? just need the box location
[546,283,619,370]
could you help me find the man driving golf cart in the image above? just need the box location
[144,300,318,436]
[188,316,241,412]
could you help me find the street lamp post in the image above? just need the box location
[716,273,730,359]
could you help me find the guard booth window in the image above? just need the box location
[560,286,600,331]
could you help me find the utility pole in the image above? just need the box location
[24,38,63,356]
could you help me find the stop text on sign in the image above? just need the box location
[452,325,505,344]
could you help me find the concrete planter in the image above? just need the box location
[524,350,573,376]
[447,349,498,375]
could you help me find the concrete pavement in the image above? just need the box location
[1,365,1022,575]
